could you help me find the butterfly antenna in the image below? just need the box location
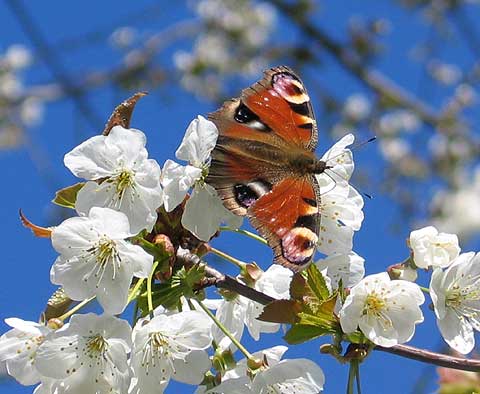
[351,136,377,151]
[323,167,374,200]
[324,135,377,164]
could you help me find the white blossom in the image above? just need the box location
[0,318,51,385]
[430,252,480,354]
[316,183,364,256]
[162,116,242,240]
[315,251,365,289]
[51,207,153,314]
[3,44,31,69]
[310,134,364,256]
[343,93,371,122]
[377,110,420,135]
[35,313,132,394]
[409,226,460,269]
[130,310,212,393]
[339,272,425,347]
[212,265,292,349]
[205,346,324,394]
[432,167,480,240]
[64,126,163,234]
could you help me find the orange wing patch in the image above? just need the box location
[248,176,320,271]
[242,66,318,151]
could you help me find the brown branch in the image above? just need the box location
[376,344,480,372]
[269,0,444,127]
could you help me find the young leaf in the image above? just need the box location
[258,300,303,324]
[306,264,330,301]
[52,183,85,208]
[284,324,334,344]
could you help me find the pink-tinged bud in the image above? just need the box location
[47,318,63,330]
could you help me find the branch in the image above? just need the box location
[269,0,444,127]
[375,344,480,372]
[176,247,275,305]
[176,247,480,372]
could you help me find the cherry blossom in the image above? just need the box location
[409,226,460,269]
[0,318,51,385]
[64,126,163,234]
[130,310,212,393]
[315,251,365,289]
[203,346,325,394]
[162,116,242,240]
[339,272,425,347]
[35,313,132,394]
[51,207,153,314]
[430,252,480,354]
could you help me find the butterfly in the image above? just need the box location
[207,66,337,272]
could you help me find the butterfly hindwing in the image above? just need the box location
[248,175,321,272]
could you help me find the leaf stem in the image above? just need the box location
[347,361,355,394]
[196,299,253,360]
[219,226,268,245]
[209,246,246,268]
[419,286,430,294]
[355,360,362,394]
[127,278,146,304]
[147,261,159,319]
[57,296,95,322]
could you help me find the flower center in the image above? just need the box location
[140,331,181,380]
[83,237,122,285]
[446,283,480,313]
[113,168,135,193]
[85,334,108,356]
[364,293,386,316]
[95,237,119,267]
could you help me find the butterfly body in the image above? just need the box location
[207,66,329,271]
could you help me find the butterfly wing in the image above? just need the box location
[207,66,321,270]
[248,175,321,271]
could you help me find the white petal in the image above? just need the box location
[88,207,132,238]
[161,160,201,212]
[252,358,324,393]
[105,126,147,167]
[315,251,365,289]
[212,299,246,351]
[51,216,98,257]
[176,116,218,166]
[171,350,211,384]
[64,135,114,180]
[75,181,157,234]
[182,183,240,241]
[116,241,154,278]
[438,310,475,354]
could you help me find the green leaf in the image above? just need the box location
[297,312,337,331]
[258,300,303,324]
[284,324,333,344]
[52,183,85,208]
[306,264,330,301]
[290,272,308,300]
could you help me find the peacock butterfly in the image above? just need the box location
[207,66,338,272]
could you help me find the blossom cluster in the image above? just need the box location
[0,44,44,149]
[174,0,276,99]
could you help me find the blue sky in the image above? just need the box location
[1,1,479,393]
